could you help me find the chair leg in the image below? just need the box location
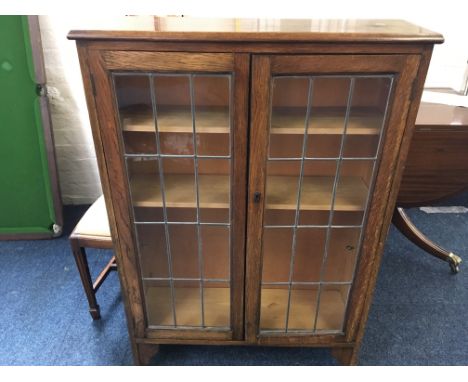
[70,238,101,319]
[93,255,118,292]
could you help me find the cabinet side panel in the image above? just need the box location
[86,48,147,339]
[75,43,142,359]
[344,51,429,353]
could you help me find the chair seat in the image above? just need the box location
[73,195,110,238]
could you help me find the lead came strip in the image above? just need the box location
[142,277,230,282]
[284,77,314,333]
[338,76,395,331]
[261,329,341,335]
[190,74,206,328]
[227,75,232,286]
[263,224,363,229]
[135,221,230,226]
[263,281,352,286]
[150,74,178,327]
[148,325,231,331]
[312,77,355,333]
[267,156,379,161]
[124,154,231,159]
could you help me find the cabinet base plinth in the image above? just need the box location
[135,343,160,366]
[331,346,358,365]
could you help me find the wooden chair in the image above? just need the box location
[70,195,115,319]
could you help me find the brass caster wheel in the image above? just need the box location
[448,253,462,274]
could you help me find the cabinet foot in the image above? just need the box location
[331,347,357,365]
[134,343,160,365]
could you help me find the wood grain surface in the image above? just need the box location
[73,20,440,364]
[68,17,443,44]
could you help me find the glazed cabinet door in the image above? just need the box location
[246,54,420,343]
[88,50,249,340]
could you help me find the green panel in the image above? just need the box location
[0,16,55,235]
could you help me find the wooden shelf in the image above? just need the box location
[271,107,383,135]
[260,287,346,331]
[121,105,382,136]
[145,285,345,330]
[120,105,230,133]
[266,175,368,211]
[130,174,230,209]
[130,173,367,211]
[145,285,230,327]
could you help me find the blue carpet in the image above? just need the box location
[0,194,467,365]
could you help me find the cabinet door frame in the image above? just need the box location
[87,48,249,341]
[245,53,421,344]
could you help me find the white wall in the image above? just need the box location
[39,5,467,204]
[40,17,101,205]
[39,16,154,204]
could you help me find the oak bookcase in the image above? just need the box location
[69,17,442,365]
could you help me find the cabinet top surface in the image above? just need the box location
[68,16,443,43]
